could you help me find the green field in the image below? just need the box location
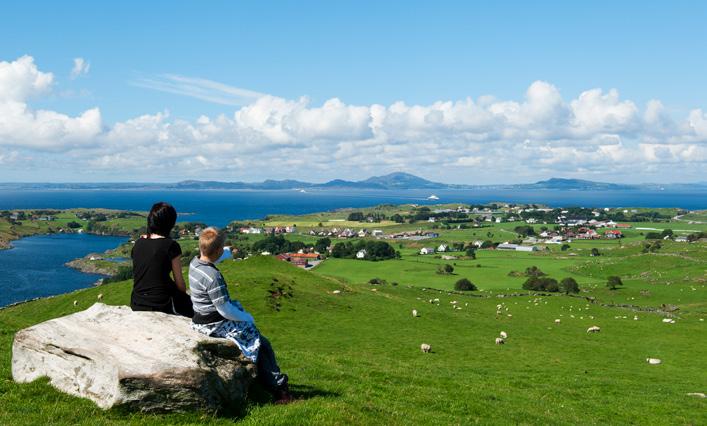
[1,205,706,424]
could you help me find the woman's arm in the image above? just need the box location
[171,257,187,293]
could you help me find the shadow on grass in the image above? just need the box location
[104,381,341,422]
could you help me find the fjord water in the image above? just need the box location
[1,188,705,226]
[0,234,127,307]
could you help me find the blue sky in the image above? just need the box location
[0,1,706,183]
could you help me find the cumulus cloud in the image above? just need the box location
[0,56,102,150]
[70,57,90,79]
[1,55,706,182]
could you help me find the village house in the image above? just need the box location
[604,230,623,239]
[437,244,448,252]
[371,229,384,237]
[419,247,435,255]
[276,252,321,268]
[356,249,367,259]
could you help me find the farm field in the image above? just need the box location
[1,256,705,425]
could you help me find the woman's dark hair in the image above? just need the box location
[147,202,177,237]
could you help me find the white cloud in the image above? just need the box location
[1,55,705,182]
[70,57,90,79]
[0,56,102,150]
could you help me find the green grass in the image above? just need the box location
[1,256,706,425]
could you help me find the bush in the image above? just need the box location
[314,237,331,254]
[104,266,133,284]
[590,248,601,257]
[331,240,398,261]
[607,276,623,290]
[522,276,559,292]
[560,277,580,294]
[66,221,82,229]
[560,244,571,251]
[347,212,365,222]
[454,278,477,291]
[368,277,387,285]
[524,266,546,277]
[437,264,454,275]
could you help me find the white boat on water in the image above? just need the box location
[427,194,440,200]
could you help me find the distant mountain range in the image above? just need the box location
[1,172,705,191]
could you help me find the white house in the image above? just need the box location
[372,229,384,237]
[497,243,518,250]
[674,236,688,242]
[428,217,436,223]
[437,244,448,252]
[356,249,367,259]
[420,247,435,255]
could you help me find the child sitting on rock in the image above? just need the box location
[189,227,292,404]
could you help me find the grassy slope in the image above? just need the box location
[1,256,705,425]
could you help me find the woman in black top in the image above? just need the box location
[131,202,193,317]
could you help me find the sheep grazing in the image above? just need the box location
[586,326,601,333]
[662,318,676,324]
[332,290,341,294]
[495,337,505,345]
[412,309,418,317]
[97,293,103,301]
[420,343,431,353]
[73,300,78,306]
[554,319,561,324]
[499,331,508,339]
[646,358,662,365]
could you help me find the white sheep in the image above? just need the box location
[499,331,508,339]
[495,337,505,345]
[662,318,676,324]
[554,319,561,324]
[586,326,601,333]
[412,309,418,317]
[97,293,103,301]
[420,343,431,353]
[332,290,341,294]
[646,358,662,365]
[73,300,78,306]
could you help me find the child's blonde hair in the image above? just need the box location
[199,227,226,259]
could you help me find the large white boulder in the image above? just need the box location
[12,303,256,412]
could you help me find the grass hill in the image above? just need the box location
[1,256,705,424]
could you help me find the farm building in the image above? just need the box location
[498,243,539,252]
[419,247,435,255]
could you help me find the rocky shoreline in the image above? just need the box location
[65,256,122,276]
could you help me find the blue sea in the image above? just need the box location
[0,234,128,307]
[1,187,705,308]
[1,188,705,227]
